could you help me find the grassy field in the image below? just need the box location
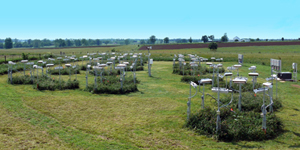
[0,45,300,149]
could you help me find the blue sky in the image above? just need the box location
[1,0,299,40]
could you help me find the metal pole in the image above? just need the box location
[187,84,191,121]
[86,67,89,89]
[239,83,242,111]
[216,67,221,132]
[23,64,25,75]
[202,83,205,109]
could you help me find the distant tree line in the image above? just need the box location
[1,35,300,49]
[0,38,119,49]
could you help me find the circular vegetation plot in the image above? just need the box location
[186,107,283,141]
[8,75,79,91]
[86,75,139,94]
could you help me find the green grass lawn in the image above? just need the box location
[1,59,300,149]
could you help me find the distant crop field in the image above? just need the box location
[139,41,300,50]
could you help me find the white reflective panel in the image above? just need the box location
[211,57,215,60]
[263,82,272,87]
[217,64,223,67]
[8,61,16,65]
[87,65,91,68]
[21,60,28,63]
[98,64,107,67]
[248,73,259,76]
[206,62,212,65]
[26,62,34,65]
[211,87,232,93]
[83,55,87,58]
[200,78,212,84]
[57,57,62,60]
[233,77,247,84]
[93,58,99,61]
[190,81,198,88]
[150,59,153,64]
[37,60,43,63]
[46,64,54,67]
[253,88,268,94]
[65,64,71,67]
[233,64,242,68]
[117,64,126,67]
[248,66,256,70]
[224,72,233,76]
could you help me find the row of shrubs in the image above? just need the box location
[8,75,79,91]
[186,107,283,141]
[86,76,139,94]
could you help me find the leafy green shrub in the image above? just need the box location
[219,93,282,112]
[8,75,79,91]
[36,79,79,91]
[186,107,283,141]
[86,76,139,94]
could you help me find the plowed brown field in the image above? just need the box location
[139,41,300,50]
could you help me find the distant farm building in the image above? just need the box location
[233,36,242,42]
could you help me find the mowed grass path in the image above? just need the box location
[0,61,300,149]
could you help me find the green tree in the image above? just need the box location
[81,39,88,46]
[88,39,95,45]
[188,37,192,43]
[74,39,82,46]
[95,39,102,45]
[42,39,52,46]
[0,43,3,49]
[201,35,208,43]
[54,39,65,48]
[4,38,13,49]
[282,37,284,41]
[149,35,156,44]
[104,40,109,45]
[164,37,169,43]
[125,39,130,45]
[208,35,214,41]
[208,42,218,51]
[266,39,268,41]
[27,39,32,45]
[66,39,73,47]
[256,38,260,41]
[221,33,228,42]
[33,39,42,48]
[14,41,23,48]
[140,40,145,44]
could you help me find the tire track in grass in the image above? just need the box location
[0,78,138,150]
